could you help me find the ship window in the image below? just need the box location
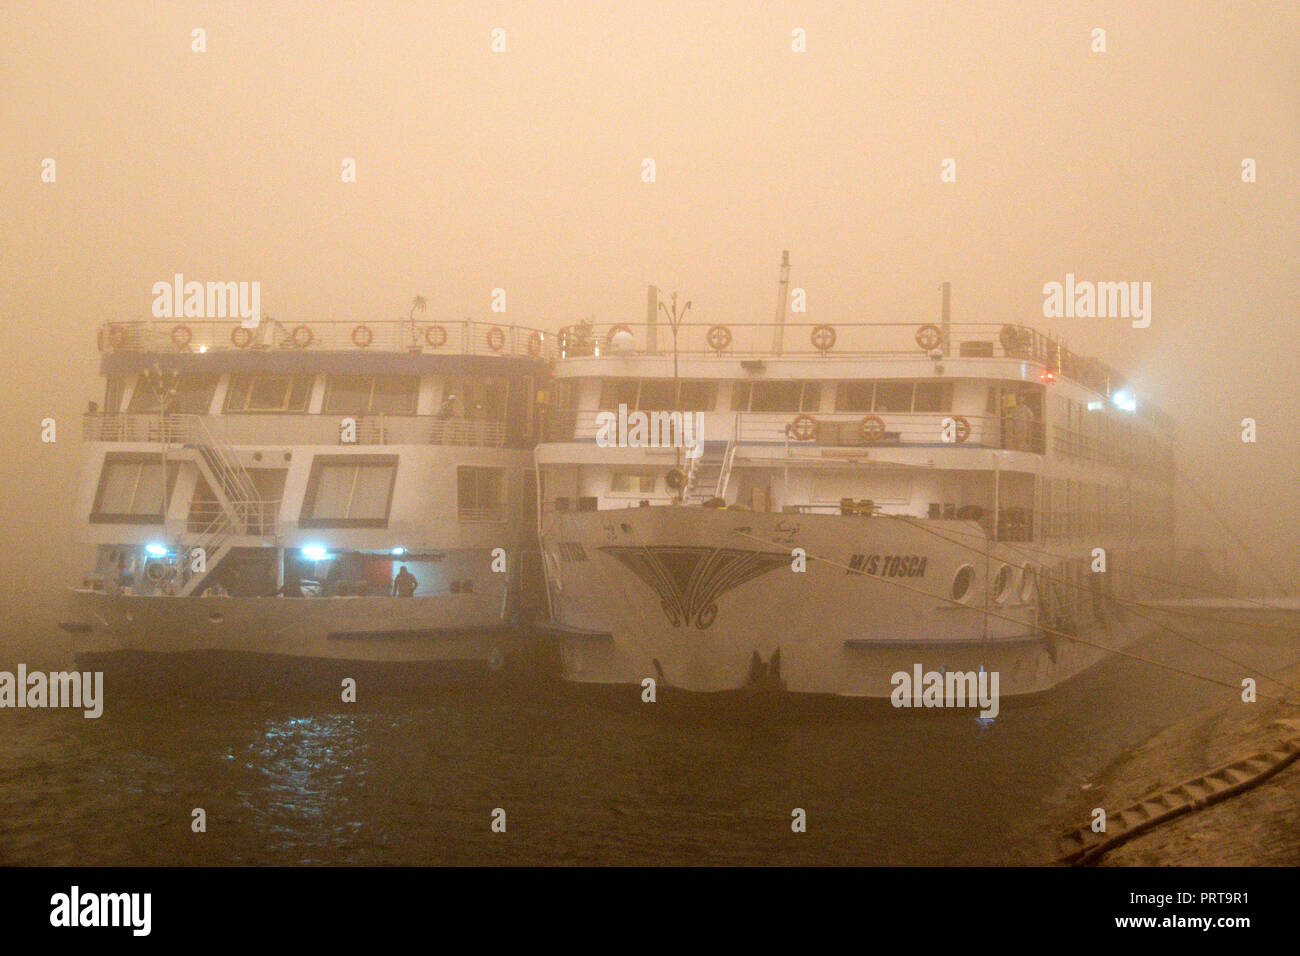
[443,377,508,420]
[993,564,1014,603]
[731,381,819,412]
[324,375,418,415]
[127,373,219,414]
[873,382,913,413]
[609,471,657,494]
[91,454,177,524]
[599,379,639,411]
[835,382,874,412]
[677,381,718,411]
[300,456,397,527]
[457,466,505,521]
[1020,563,1036,602]
[637,380,676,409]
[224,374,312,413]
[912,382,953,413]
[951,564,975,602]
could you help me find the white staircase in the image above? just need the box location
[177,416,271,595]
[684,440,734,505]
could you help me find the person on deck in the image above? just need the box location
[392,565,418,598]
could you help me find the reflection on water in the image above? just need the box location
[0,627,1293,865]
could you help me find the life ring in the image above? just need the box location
[145,560,168,583]
[486,327,505,352]
[947,414,971,443]
[351,324,373,348]
[860,415,887,443]
[999,324,1023,353]
[425,324,447,348]
[706,325,732,351]
[915,324,941,351]
[665,468,687,492]
[811,324,837,352]
[606,324,632,345]
[787,414,817,441]
[106,324,127,350]
[291,325,313,348]
[171,324,193,350]
[230,327,253,349]
[526,330,543,356]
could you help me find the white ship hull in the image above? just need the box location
[540,506,1147,698]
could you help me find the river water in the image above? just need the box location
[1,623,1292,865]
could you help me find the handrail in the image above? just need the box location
[83,412,508,448]
[97,318,554,360]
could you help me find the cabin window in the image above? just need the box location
[732,381,819,412]
[677,381,718,411]
[127,373,219,414]
[637,380,676,409]
[300,456,397,527]
[835,382,875,412]
[224,374,312,413]
[91,454,177,524]
[598,379,718,411]
[912,382,953,412]
[442,378,508,420]
[598,379,639,410]
[873,382,913,413]
[609,471,658,494]
[457,466,505,521]
[324,375,418,415]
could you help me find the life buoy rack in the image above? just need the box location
[425,324,448,348]
[811,324,836,352]
[230,326,254,349]
[526,330,543,357]
[486,327,506,352]
[915,324,941,351]
[171,324,193,350]
[706,325,732,352]
[787,414,817,441]
[606,324,632,345]
[947,414,972,443]
[291,325,313,348]
[860,415,886,443]
[351,324,373,348]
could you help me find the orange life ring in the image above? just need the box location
[486,327,505,352]
[706,325,732,351]
[171,324,193,350]
[231,327,253,349]
[787,414,817,441]
[915,324,941,351]
[606,324,632,345]
[107,324,127,350]
[351,324,373,348]
[860,415,887,443]
[526,330,543,356]
[811,324,837,352]
[999,324,1023,353]
[425,324,447,348]
[291,325,313,348]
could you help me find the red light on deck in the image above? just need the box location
[1040,369,1056,383]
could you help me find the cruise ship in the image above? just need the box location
[59,313,551,690]
[535,269,1176,699]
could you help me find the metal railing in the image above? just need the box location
[84,412,507,447]
[543,408,1045,452]
[98,319,554,361]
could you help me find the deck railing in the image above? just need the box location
[84,412,507,447]
[97,319,553,361]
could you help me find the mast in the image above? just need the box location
[772,250,790,355]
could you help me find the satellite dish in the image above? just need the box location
[608,328,635,353]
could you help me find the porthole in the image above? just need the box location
[993,565,1014,603]
[951,564,975,602]
[1020,563,1036,602]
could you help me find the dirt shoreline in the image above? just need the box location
[1058,657,1300,866]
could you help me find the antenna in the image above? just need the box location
[772,250,790,355]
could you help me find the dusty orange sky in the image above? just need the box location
[2,0,1297,629]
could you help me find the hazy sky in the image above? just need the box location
[2,1,1297,629]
